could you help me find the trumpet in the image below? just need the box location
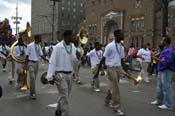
[121,70,142,86]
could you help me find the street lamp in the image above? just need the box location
[162,0,169,36]
[11,4,22,35]
[50,0,60,43]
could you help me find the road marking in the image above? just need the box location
[80,82,108,88]
[120,79,129,84]
[42,86,46,89]
[47,89,57,94]
[132,90,141,93]
[47,103,58,108]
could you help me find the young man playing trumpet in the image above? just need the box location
[72,40,83,84]
[87,42,103,92]
[47,30,81,116]
[95,30,125,115]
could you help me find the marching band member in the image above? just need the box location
[137,43,151,83]
[26,35,48,99]
[73,40,83,84]
[0,43,10,72]
[95,30,125,115]
[87,42,103,92]
[14,35,27,89]
[46,30,81,116]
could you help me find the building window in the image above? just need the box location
[130,17,144,31]
[68,1,70,5]
[73,15,76,19]
[62,0,64,4]
[62,13,64,17]
[73,2,76,6]
[92,1,95,6]
[73,8,76,12]
[68,8,70,11]
[68,14,70,18]
[61,7,64,11]
[80,3,83,7]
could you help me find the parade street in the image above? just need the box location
[0,63,174,116]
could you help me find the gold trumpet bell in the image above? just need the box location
[134,75,143,86]
[21,85,28,91]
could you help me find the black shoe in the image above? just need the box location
[105,100,113,108]
[30,94,36,100]
[55,110,62,116]
[77,80,82,85]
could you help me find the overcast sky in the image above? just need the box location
[0,0,31,34]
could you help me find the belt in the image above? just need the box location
[28,60,38,63]
[56,71,72,74]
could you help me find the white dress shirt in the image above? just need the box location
[26,42,43,61]
[47,41,77,81]
[87,49,103,68]
[137,48,151,63]
[14,45,27,57]
[0,45,10,58]
[103,40,125,67]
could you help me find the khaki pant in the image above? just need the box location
[8,60,15,80]
[28,61,39,95]
[73,63,80,81]
[92,66,100,89]
[140,62,149,82]
[16,62,25,85]
[106,67,122,109]
[55,73,72,116]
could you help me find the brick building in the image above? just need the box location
[85,0,175,48]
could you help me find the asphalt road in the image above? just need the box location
[0,63,174,116]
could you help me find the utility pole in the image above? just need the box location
[162,0,169,36]
[50,0,59,43]
[11,4,22,35]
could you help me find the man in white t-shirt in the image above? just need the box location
[0,44,10,72]
[137,44,151,83]
[87,42,103,92]
[72,40,84,84]
[26,35,48,99]
[95,30,125,116]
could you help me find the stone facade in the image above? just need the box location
[31,0,58,44]
[85,0,175,48]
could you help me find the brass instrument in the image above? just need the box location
[77,27,88,45]
[10,22,31,91]
[76,27,89,57]
[121,70,142,86]
[151,55,161,62]
[119,40,142,86]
